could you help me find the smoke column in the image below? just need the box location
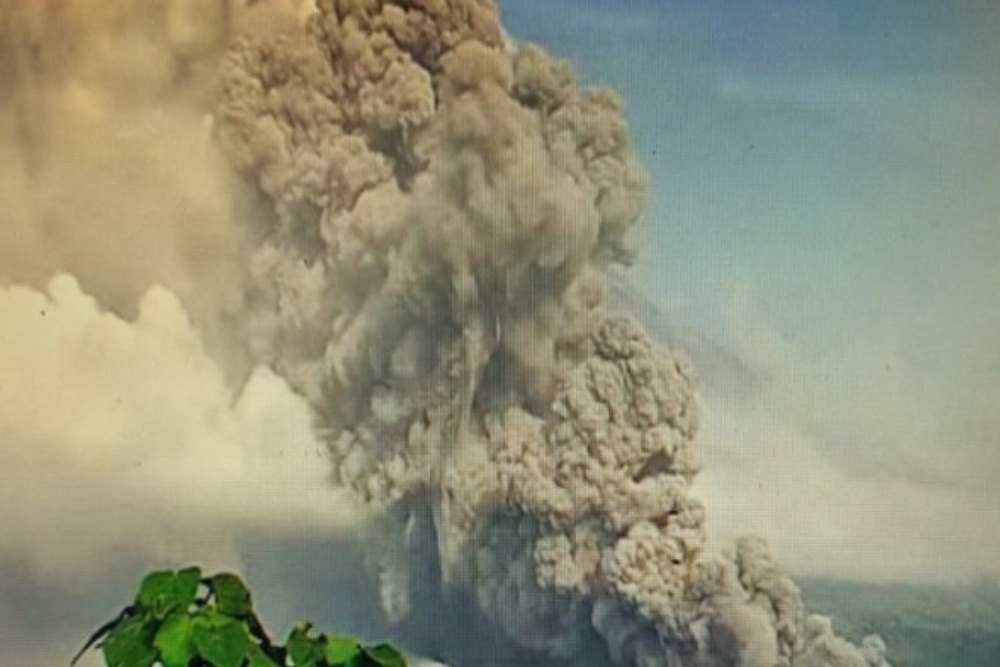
[1,1,893,666]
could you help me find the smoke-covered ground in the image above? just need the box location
[2,1,999,666]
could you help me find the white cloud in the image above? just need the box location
[691,285,1000,584]
[0,275,368,586]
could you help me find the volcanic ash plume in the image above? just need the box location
[1,0,892,665]
[207,2,893,665]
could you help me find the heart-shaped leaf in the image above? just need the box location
[154,613,195,667]
[136,568,202,619]
[192,612,249,667]
[102,614,157,667]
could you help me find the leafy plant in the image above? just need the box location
[73,567,407,667]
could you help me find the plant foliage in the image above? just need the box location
[73,567,407,667]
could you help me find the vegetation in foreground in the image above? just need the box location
[73,567,406,667]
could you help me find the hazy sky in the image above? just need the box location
[2,2,1000,666]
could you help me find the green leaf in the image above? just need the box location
[211,573,253,618]
[245,642,281,667]
[136,571,175,617]
[153,613,195,667]
[192,612,249,667]
[102,614,157,667]
[286,623,323,667]
[136,568,202,619]
[364,644,406,667]
[324,635,361,666]
[84,566,408,667]
[175,566,202,607]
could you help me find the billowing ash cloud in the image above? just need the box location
[0,1,892,666]
[207,2,892,665]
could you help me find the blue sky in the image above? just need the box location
[501,0,1000,339]
[501,0,1000,582]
